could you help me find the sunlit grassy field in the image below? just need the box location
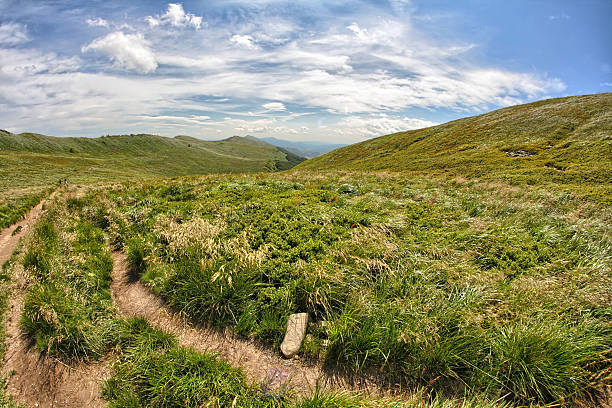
[7,183,505,408]
[85,170,610,405]
[0,131,303,229]
[1,94,610,407]
[300,93,612,204]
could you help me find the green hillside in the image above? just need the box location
[298,93,612,202]
[0,131,304,228]
[0,131,304,191]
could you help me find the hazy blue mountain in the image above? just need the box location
[246,136,347,158]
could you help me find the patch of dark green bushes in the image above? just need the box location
[105,175,612,405]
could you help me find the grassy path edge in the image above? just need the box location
[0,189,111,408]
[109,250,396,398]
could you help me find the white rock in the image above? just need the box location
[280,313,309,358]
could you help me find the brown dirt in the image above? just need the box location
[110,251,387,397]
[0,191,111,408]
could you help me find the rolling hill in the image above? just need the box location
[0,131,304,228]
[298,93,612,201]
[0,131,304,191]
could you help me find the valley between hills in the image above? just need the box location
[0,93,610,407]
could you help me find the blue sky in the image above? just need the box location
[0,0,610,143]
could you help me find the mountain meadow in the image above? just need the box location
[1,94,610,408]
[0,131,304,229]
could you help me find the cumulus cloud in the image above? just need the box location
[336,114,437,138]
[262,102,286,111]
[0,23,29,45]
[230,34,257,49]
[86,18,108,28]
[346,23,369,42]
[81,31,157,73]
[146,3,203,29]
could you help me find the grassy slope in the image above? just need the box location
[0,131,305,229]
[298,93,612,202]
[0,131,305,192]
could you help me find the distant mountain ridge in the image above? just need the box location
[246,135,347,158]
[0,131,305,191]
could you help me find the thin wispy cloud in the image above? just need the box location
[0,0,609,142]
[0,22,29,45]
[549,13,570,20]
[86,18,108,28]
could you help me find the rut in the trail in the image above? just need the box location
[0,191,110,408]
[110,251,383,397]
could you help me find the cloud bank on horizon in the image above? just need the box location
[0,0,610,142]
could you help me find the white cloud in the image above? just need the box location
[137,114,211,125]
[86,18,109,28]
[230,34,257,49]
[81,31,157,73]
[336,114,437,138]
[0,23,29,45]
[262,102,286,111]
[156,54,225,71]
[0,48,80,80]
[347,23,369,42]
[0,3,569,143]
[263,45,352,71]
[146,3,203,29]
[145,16,161,28]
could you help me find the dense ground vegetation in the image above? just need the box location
[8,190,504,407]
[101,171,611,406]
[0,187,52,230]
[1,94,610,406]
[0,130,303,237]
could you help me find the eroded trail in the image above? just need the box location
[0,191,110,408]
[110,251,381,397]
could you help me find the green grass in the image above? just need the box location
[103,318,276,408]
[0,131,304,196]
[298,93,612,204]
[3,94,611,406]
[19,197,119,359]
[10,191,505,408]
[100,171,611,406]
[0,187,52,230]
[0,377,21,408]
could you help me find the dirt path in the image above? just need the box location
[110,251,383,397]
[0,191,110,408]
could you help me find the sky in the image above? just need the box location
[0,0,610,143]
